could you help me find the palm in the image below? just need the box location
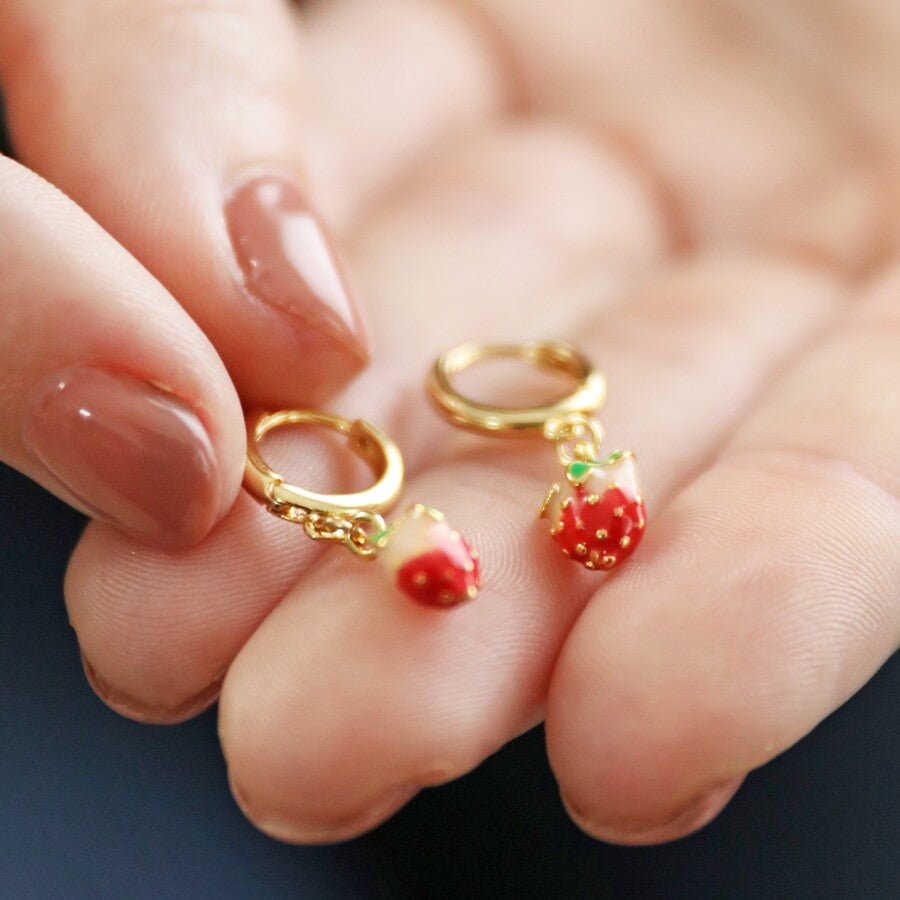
[17,0,898,844]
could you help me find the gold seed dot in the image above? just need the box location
[585,560,596,570]
[562,548,571,558]
[464,560,474,572]
[589,550,600,562]
[562,497,573,509]
[550,524,561,536]
[619,536,631,549]
[614,506,625,518]
[470,549,480,559]
[587,494,599,505]
[413,572,428,586]
[576,543,587,556]
[575,518,586,530]
[596,529,608,541]
[466,585,479,599]
[439,590,456,604]
[602,555,617,568]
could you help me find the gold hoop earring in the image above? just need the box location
[428,341,646,571]
[244,410,481,607]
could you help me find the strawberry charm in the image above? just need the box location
[377,505,481,607]
[541,450,646,570]
[243,409,482,612]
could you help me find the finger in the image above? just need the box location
[218,256,840,841]
[470,0,893,271]
[547,264,900,845]
[0,157,243,547]
[64,121,668,721]
[0,0,505,404]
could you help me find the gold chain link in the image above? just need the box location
[544,413,605,466]
[266,496,387,559]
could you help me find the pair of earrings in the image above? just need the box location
[243,341,646,610]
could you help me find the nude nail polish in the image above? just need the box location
[225,175,369,365]
[23,368,220,547]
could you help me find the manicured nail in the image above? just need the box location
[225,175,369,366]
[23,367,220,547]
[563,778,743,846]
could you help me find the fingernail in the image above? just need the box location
[23,367,220,547]
[225,174,369,366]
[81,652,222,724]
[563,778,743,846]
[228,773,418,845]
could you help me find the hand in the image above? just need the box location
[0,0,387,547]
[6,1,899,846]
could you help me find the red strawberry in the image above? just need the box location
[542,451,646,570]
[379,505,481,607]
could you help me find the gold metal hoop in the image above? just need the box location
[427,341,606,435]
[243,410,404,516]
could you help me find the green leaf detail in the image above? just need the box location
[567,460,593,481]
[567,451,626,482]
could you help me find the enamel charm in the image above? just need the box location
[541,449,646,570]
[377,504,481,607]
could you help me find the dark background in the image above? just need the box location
[0,112,897,900]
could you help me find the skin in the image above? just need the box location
[1,0,898,845]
